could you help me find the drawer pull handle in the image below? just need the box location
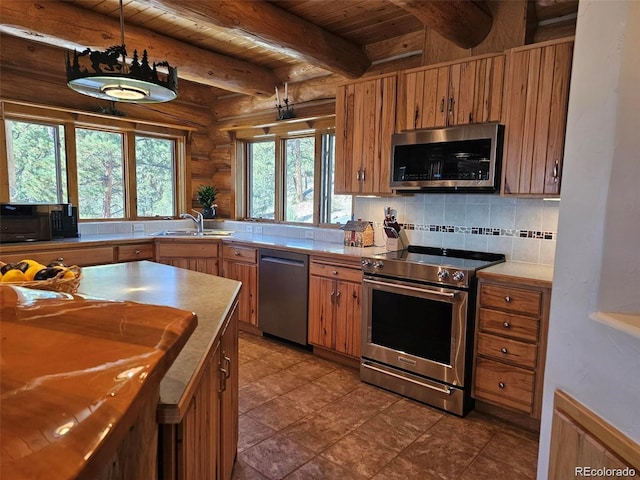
[135,250,141,254]
[504,296,511,303]
[332,270,338,275]
[498,382,505,389]
[234,251,241,256]
[500,347,508,354]
[57,257,64,262]
[503,321,511,328]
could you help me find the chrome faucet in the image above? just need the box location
[180,210,204,233]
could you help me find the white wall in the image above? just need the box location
[537,1,640,477]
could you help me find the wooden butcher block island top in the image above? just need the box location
[0,266,199,479]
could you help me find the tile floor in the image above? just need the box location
[232,331,539,480]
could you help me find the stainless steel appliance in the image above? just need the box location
[0,203,79,243]
[391,123,504,192]
[361,246,505,415]
[258,248,309,346]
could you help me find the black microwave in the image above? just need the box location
[390,123,504,192]
[0,203,79,243]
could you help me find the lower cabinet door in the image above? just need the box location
[308,275,335,349]
[334,280,362,358]
[473,357,535,414]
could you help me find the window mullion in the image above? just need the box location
[275,135,284,222]
[125,133,136,218]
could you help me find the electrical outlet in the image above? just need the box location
[254,226,263,234]
[245,225,253,233]
[133,223,145,233]
[304,230,314,239]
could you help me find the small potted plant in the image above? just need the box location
[197,184,218,218]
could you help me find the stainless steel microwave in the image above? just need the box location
[390,123,504,192]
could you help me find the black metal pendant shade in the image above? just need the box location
[65,0,177,103]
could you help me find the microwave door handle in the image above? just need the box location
[365,279,457,298]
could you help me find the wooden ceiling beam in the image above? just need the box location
[388,0,493,49]
[0,0,278,97]
[142,0,371,79]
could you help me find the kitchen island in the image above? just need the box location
[0,261,241,480]
[78,261,242,480]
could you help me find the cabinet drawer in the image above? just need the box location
[478,307,539,342]
[480,284,541,316]
[118,243,155,262]
[310,262,362,283]
[156,242,218,258]
[474,357,535,414]
[2,247,114,267]
[477,332,537,369]
[222,244,257,264]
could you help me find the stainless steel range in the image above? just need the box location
[360,246,505,416]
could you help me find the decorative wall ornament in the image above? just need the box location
[275,82,295,120]
[65,0,177,103]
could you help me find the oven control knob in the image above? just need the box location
[361,259,372,268]
[437,269,449,281]
[452,271,465,282]
[373,260,384,269]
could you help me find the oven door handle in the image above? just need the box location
[362,361,453,395]
[364,279,458,298]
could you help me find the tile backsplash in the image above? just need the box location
[78,194,558,266]
[354,194,559,265]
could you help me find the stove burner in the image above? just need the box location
[362,245,505,288]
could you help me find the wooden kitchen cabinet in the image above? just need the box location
[0,245,114,266]
[472,277,551,420]
[308,256,362,359]
[397,53,504,131]
[501,37,574,196]
[222,243,259,330]
[335,73,396,195]
[160,303,239,480]
[155,240,219,275]
[116,242,155,262]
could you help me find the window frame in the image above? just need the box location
[0,100,191,221]
[237,122,351,227]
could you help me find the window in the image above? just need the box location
[284,137,315,223]
[244,129,352,225]
[1,102,187,220]
[248,141,276,219]
[76,128,125,219]
[5,120,68,203]
[135,136,176,217]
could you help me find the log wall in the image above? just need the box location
[0,34,233,218]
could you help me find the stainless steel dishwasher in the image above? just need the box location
[258,248,309,346]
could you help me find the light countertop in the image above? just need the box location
[478,261,554,287]
[77,261,241,423]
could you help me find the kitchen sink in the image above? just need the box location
[149,229,235,237]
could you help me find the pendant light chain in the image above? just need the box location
[119,0,126,64]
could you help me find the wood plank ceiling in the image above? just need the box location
[1,0,578,98]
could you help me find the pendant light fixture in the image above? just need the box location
[66,0,178,103]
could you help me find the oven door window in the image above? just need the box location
[371,289,453,365]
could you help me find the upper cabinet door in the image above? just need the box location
[335,73,396,195]
[502,38,574,196]
[397,54,504,132]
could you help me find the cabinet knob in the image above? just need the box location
[135,250,141,255]
[57,257,64,262]
[500,347,508,354]
[504,296,511,303]
[503,321,511,328]
[498,382,505,389]
[332,270,338,275]
[234,251,241,256]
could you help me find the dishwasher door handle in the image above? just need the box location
[261,256,306,267]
